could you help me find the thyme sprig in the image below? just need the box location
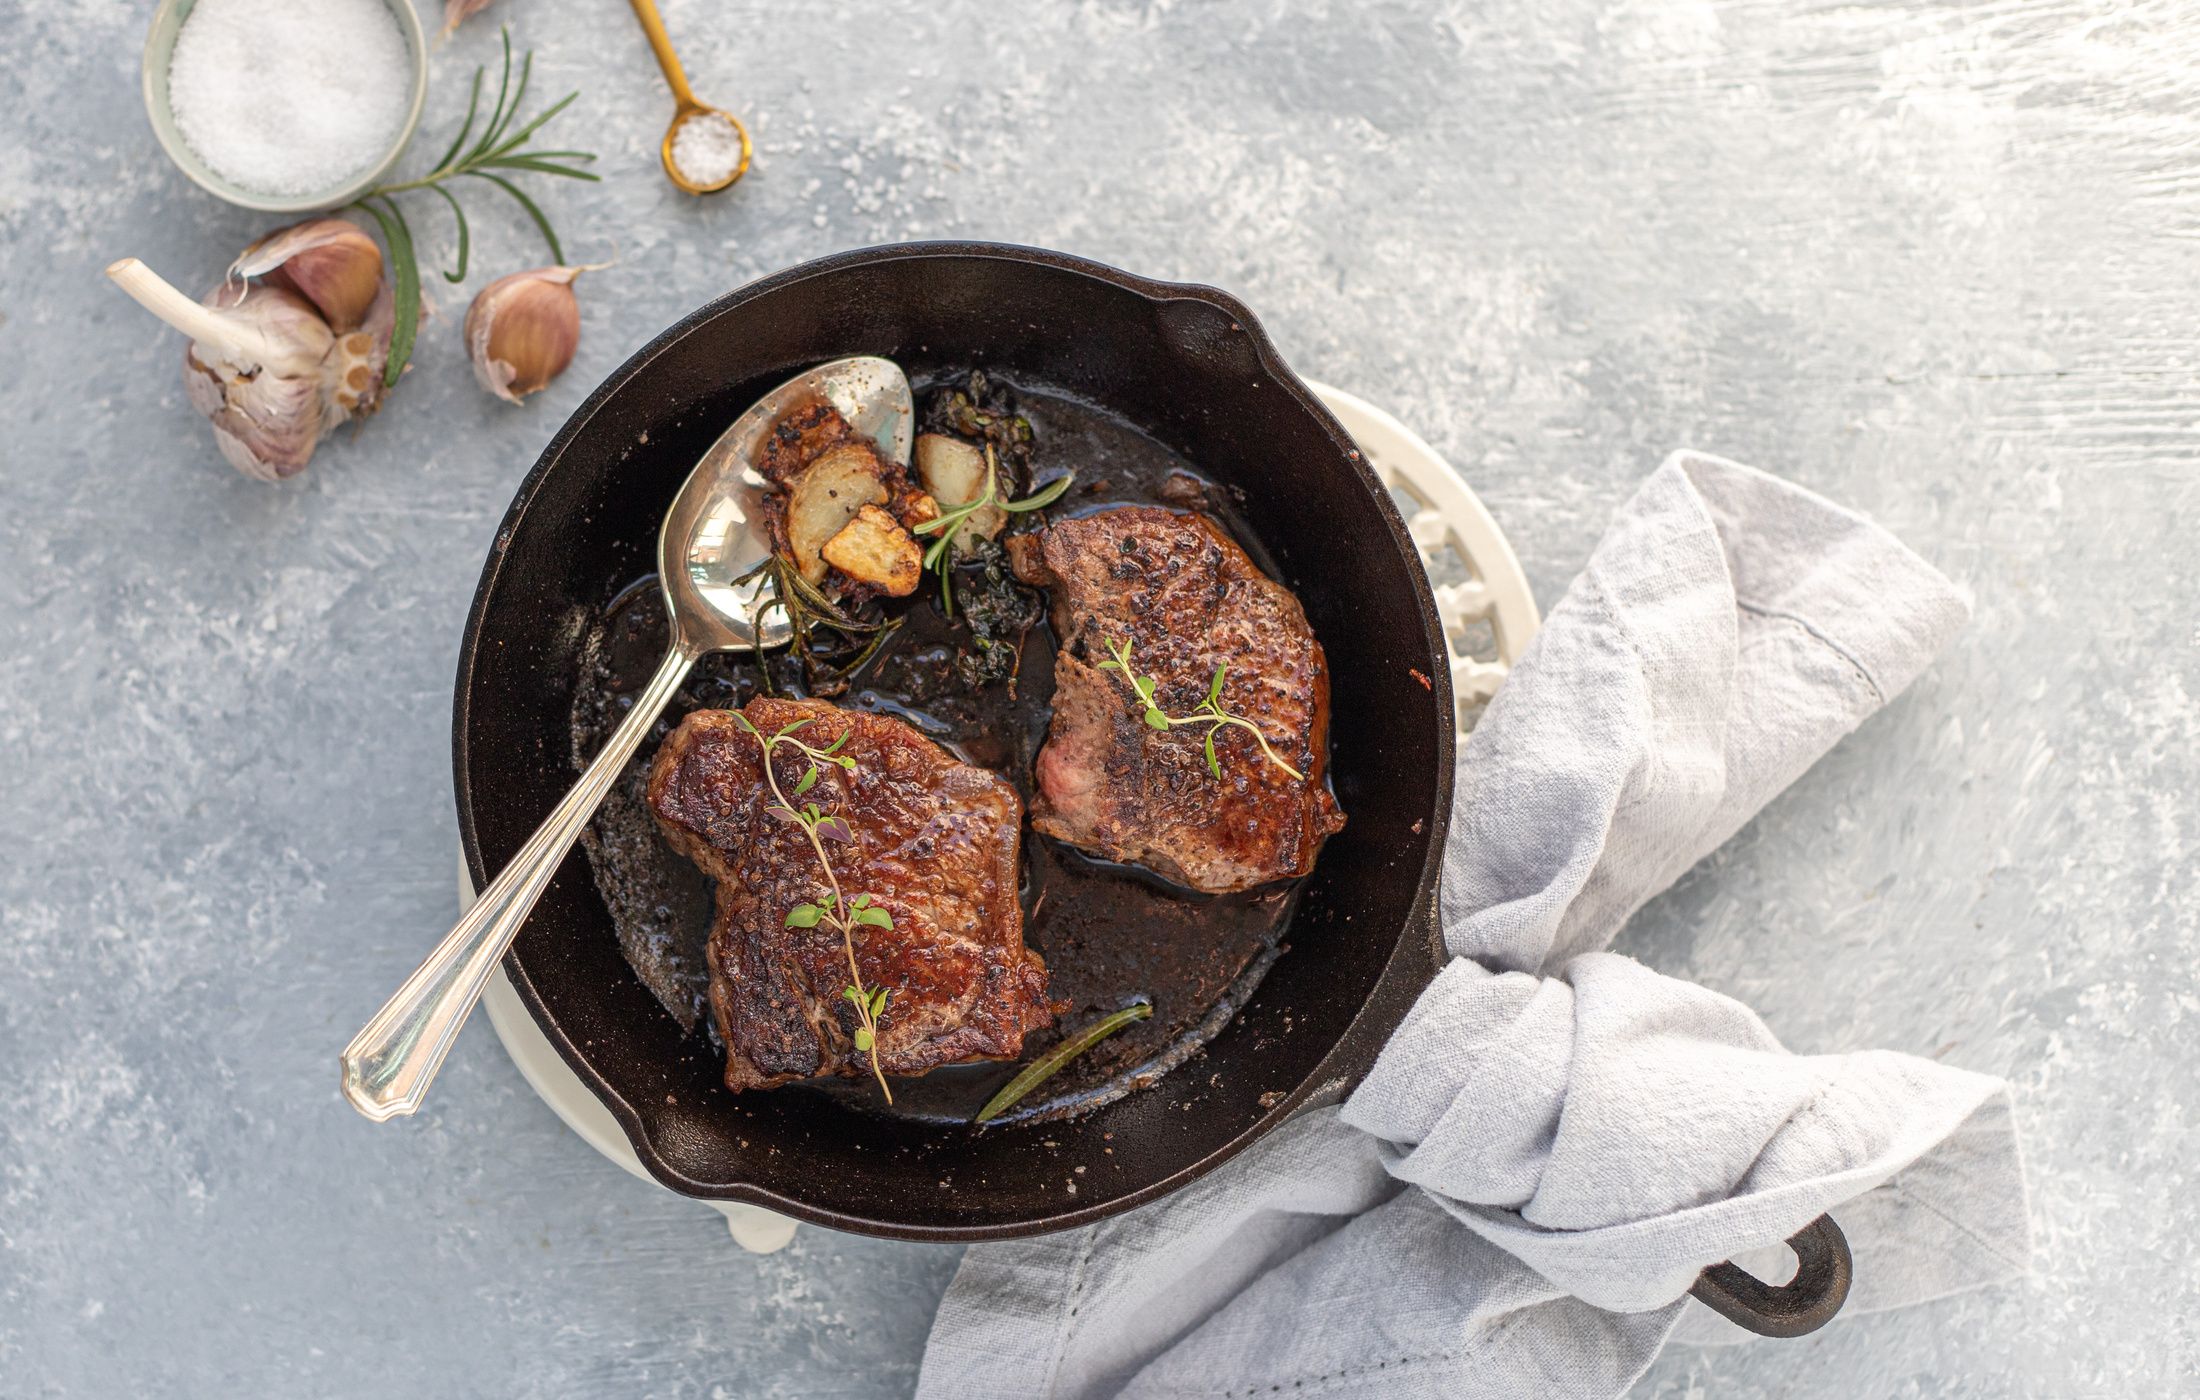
[1097,636,1306,781]
[911,444,1074,618]
[733,711,896,1100]
[355,28,599,386]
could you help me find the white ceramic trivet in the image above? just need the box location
[474,381,1540,1252]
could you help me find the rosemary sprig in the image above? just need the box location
[911,444,1074,618]
[1097,636,1306,781]
[734,711,896,1100]
[975,1003,1153,1124]
[740,555,903,695]
[356,28,599,386]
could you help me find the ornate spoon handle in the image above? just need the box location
[340,646,695,1120]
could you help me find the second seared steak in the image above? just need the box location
[1010,506,1344,893]
[648,698,1053,1092]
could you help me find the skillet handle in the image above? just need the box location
[1687,1214,1853,1339]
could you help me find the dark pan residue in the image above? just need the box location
[570,376,1310,1123]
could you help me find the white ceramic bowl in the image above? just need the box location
[141,0,429,213]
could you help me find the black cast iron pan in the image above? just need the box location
[452,241,1847,1336]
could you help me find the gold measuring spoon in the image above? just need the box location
[628,0,751,194]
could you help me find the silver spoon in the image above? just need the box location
[341,356,914,1121]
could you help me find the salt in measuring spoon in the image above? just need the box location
[627,0,750,193]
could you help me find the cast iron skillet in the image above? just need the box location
[453,242,1848,1336]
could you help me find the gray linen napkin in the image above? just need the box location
[917,451,2030,1400]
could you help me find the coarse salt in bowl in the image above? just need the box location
[142,0,428,213]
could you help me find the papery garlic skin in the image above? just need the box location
[465,265,585,404]
[185,283,334,481]
[442,0,496,38]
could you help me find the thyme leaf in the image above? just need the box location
[911,443,1072,618]
[748,716,895,1099]
[1097,636,1306,781]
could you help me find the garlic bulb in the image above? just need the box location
[231,218,386,332]
[464,265,589,404]
[107,217,392,481]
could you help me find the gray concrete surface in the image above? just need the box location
[3,0,2195,1394]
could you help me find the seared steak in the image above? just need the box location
[648,698,1053,1092]
[1010,506,1344,893]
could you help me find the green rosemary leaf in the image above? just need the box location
[357,198,418,388]
[821,731,852,755]
[1205,662,1228,708]
[976,1003,1154,1123]
[732,711,759,734]
[1000,472,1075,513]
[479,156,602,182]
[472,38,528,159]
[424,183,470,283]
[776,718,817,738]
[430,65,485,173]
[486,90,578,160]
[785,903,823,928]
[468,172,564,264]
[467,29,515,164]
[1204,729,1220,778]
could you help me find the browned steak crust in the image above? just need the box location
[1010,506,1345,894]
[647,699,1052,1092]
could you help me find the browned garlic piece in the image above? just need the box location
[464,265,591,404]
[105,217,393,482]
[822,503,923,596]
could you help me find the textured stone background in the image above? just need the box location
[3,0,2195,1394]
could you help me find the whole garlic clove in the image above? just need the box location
[464,265,587,404]
[231,218,385,333]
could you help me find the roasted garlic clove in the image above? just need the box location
[464,265,589,404]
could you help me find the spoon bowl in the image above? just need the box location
[665,356,910,653]
[340,356,913,1121]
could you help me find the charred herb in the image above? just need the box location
[735,711,895,1100]
[949,537,1044,689]
[924,369,1037,475]
[1098,636,1306,781]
